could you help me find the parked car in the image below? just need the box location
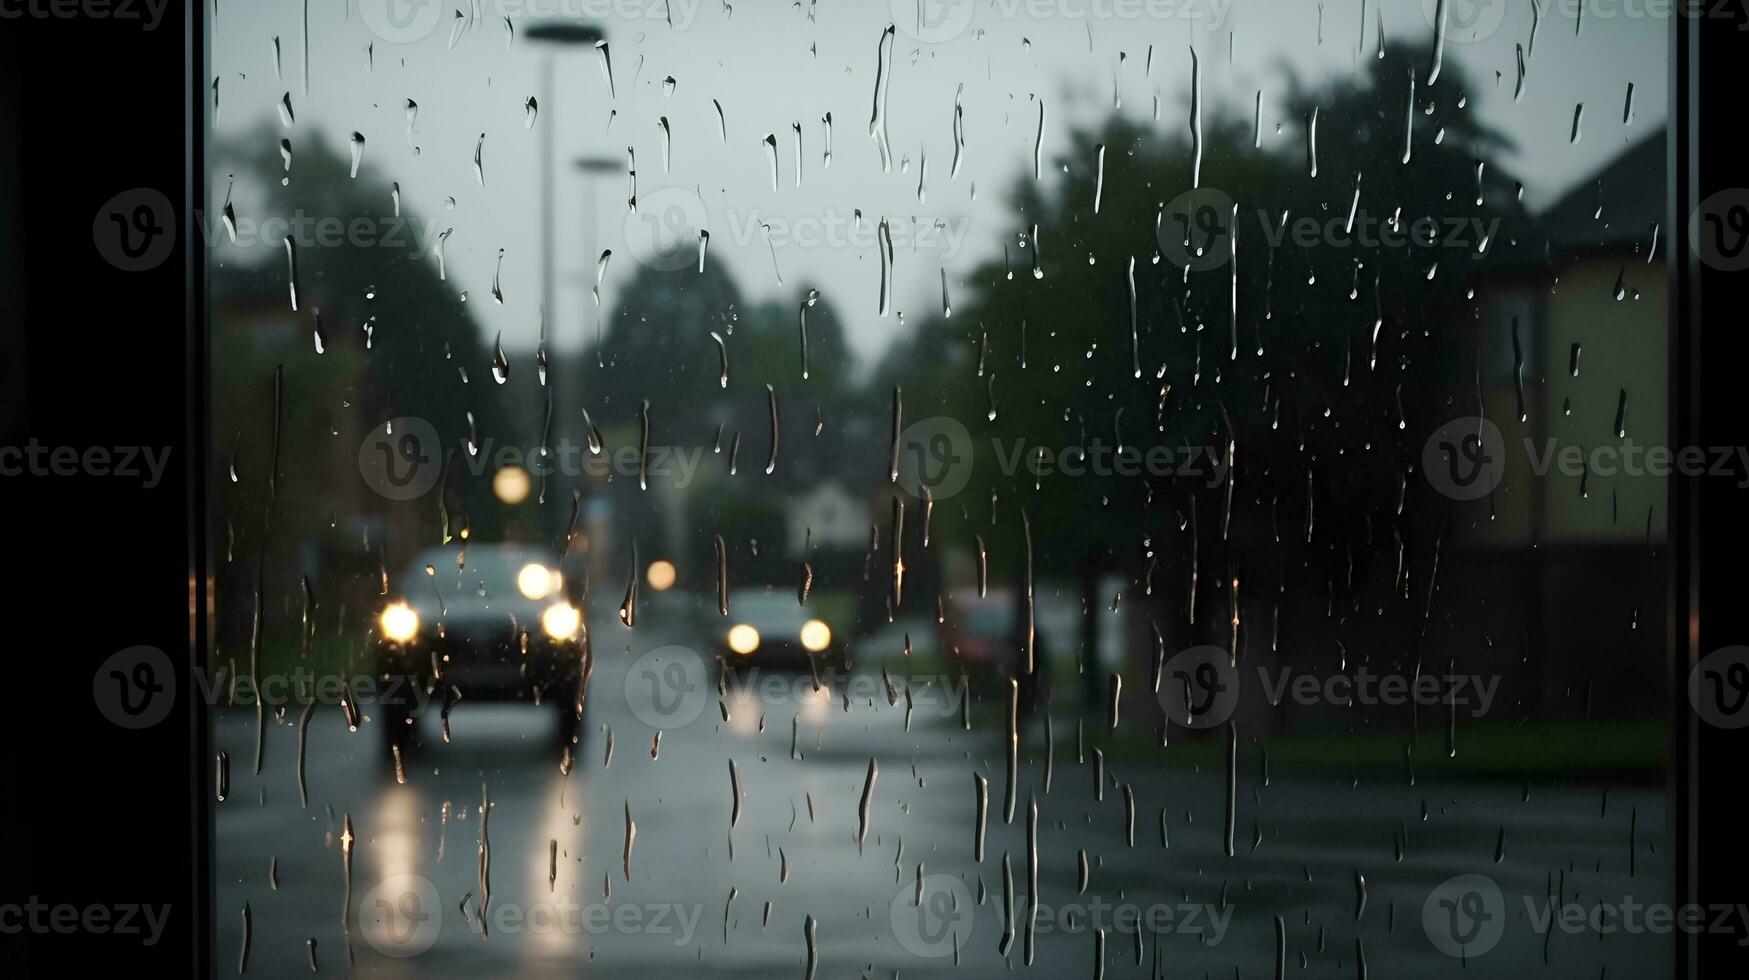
[850,615,942,665]
[938,589,1016,673]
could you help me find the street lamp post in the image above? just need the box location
[574,155,619,356]
[524,21,606,337]
[525,22,606,548]
[568,154,621,581]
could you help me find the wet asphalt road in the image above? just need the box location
[212,603,1670,978]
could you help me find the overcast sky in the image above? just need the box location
[211,0,1664,365]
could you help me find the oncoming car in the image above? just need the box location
[374,543,586,752]
[716,588,838,671]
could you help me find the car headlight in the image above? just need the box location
[645,559,677,591]
[518,563,560,600]
[727,624,760,655]
[380,602,419,643]
[541,602,581,640]
[800,619,832,652]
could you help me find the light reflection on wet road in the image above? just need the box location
[213,607,1667,978]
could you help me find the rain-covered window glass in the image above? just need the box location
[208,3,1670,976]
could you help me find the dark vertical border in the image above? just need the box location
[1679,4,1749,979]
[188,0,212,976]
[0,23,30,977]
[0,0,201,972]
[1669,3,1696,975]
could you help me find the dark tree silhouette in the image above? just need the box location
[880,44,1530,715]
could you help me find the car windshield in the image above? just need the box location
[728,591,809,629]
[398,546,547,597]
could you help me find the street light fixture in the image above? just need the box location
[523,21,606,45]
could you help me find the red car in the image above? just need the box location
[938,589,1017,672]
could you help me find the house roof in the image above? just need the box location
[1539,128,1665,259]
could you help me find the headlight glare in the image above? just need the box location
[380,602,420,643]
[800,619,832,652]
[541,602,581,640]
[727,624,760,655]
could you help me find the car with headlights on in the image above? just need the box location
[374,544,586,752]
[716,588,839,671]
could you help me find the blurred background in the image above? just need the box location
[205,1,1670,976]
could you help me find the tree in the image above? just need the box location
[209,126,504,666]
[883,44,1530,714]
